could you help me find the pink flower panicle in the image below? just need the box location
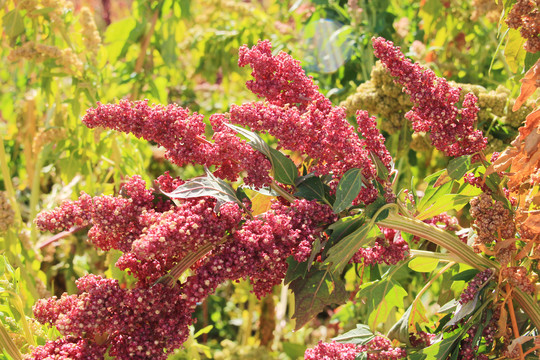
[351,228,409,265]
[409,331,436,348]
[305,336,406,360]
[304,341,360,360]
[29,336,106,360]
[356,110,393,171]
[33,41,397,358]
[32,196,336,358]
[459,269,494,304]
[229,101,378,185]
[372,37,487,157]
[32,275,192,360]
[34,192,93,232]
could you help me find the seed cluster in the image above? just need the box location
[304,337,407,360]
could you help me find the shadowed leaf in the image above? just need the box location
[290,266,348,330]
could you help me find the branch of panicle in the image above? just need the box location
[82,100,271,188]
[372,37,487,157]
[238,39,325,109]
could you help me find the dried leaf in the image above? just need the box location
[495,306,509,338]
[494,238,518,252]
[523,213,540,232]
[513,59,539,111]
[250,192,273,216]
[519,109,540,149]
[485,148,518,176]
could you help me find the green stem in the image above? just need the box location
[513,288,540,331]
[157,236,229,287]
[270,181,296,203]
[410,249,454,263]
[30,145,51,243]
[7,231,39,302]
[414,262,455,302]
[0,138,22,224]
[377,211,498,271]
[0,321,22,360]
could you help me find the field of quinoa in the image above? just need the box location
[0,0,539,359]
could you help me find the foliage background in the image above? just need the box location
[0,0,537,359]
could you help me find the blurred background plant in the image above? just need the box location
[0,0,537,359]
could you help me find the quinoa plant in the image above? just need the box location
[29,37,540,359]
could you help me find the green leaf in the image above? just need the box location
[525,51,540,73]
[290,266,349,330]
[325,223,378,275]
[161,169,241,211]
[178,0,192,18]
[416,194,471,221]
[225,123,272,158]
[333,168,364,213]
[103,18,137,61]
[2,10,24,39]
[294,176,326,202]
[235,187,250,204]
[445,294,481,328]
[451,269,479,281]
[357,278,408,332]
[409,257,439,273]
[226,124,297,185]
[284,256,309,285]
[417,176,453,214]
[409,332,463,360]
[387,304,413,345]
[322,215,365,259]
[333,324,375,345]
[282,342,307,359]
[370,151,389,180]
[268,147,297,185]
[364,195,388,221]
[504,28,526,73]
[355,353,368,360]
[447,156,471,180]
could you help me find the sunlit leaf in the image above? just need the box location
[409,332,464,360]
[409,257,439,273]
[2,10,24,39]
[250,192,273,215]
[333,324,375,345]
[161,169,241,211]
[357,277,408,332]
[504,28,526,73]
[325,223,378,275]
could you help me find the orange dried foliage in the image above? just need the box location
[488,59,539,232]
[513,59,539,111]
